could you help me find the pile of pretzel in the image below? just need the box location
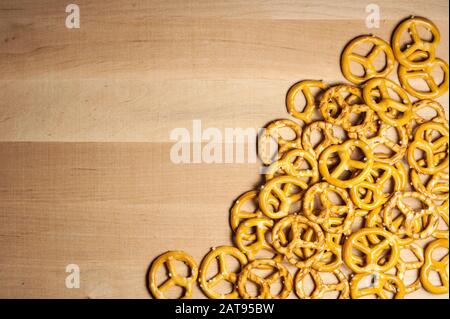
[148,16,449,299]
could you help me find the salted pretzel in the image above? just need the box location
[259,175,307,219]
[363,78,413,127]
[235,217,282,263]
[319,85,363,125]
[411,168,449,201]
[350,273,406,299]
[385,243,424,294]
[286,80,329,123]
[398,52,449,100]
[148,251,198,299]
[341,35,395,84]
[272,215,325,268]
[237,259,293,299]
[407,122,449,175]
[302,121,344,159]
[341,104,377,134]
[420,239,449,294]
[406,100,449,137]
[294,268,349,299]
[199,246,248,299]
[319,139,374,188]
[343,228,400,273]
[383,192,439,239]
[349,162,406,210]
[303,182,355,234]
[230,190,265,241]
[392,17,440,69]
[265,148,319,185]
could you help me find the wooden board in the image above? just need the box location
[0,0,448,298]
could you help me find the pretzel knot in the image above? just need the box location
[237,259,293,299]
[350,273,406,299]
[303,182,355,234]
[343,228,400,273]
[407,122,449,175]
[392,17,441,69]
[363,78,413,127]
[199,246,248,299]
[398,52,449,100]
[420,239,449,295]
[341,35,395,84]
[382,192,439,239]
[272,215,325,268]
[148,251,198,299]
[319,139,374,188]
[286,80,329,123]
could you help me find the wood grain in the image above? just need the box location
[0,0,448,298]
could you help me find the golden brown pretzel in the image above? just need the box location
[294,268,349,299]
[302,121,344,159]
[237,259,293,299]
[230,190,265,241]
[319,85,363,125]
[286,80,329,123]
[406,100,449,137]
[420,239,449,294]
[350,273,406,299]
[341,35,395,84]
[148,251,198,299]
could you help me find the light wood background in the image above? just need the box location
[0,0,448,298]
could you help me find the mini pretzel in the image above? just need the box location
[392,17,440,69]
[350,162,406,210]
[363,78,413,127]
[407,122,449,175]
[259,175,307,219]
[319,85,362,125]
[411,169,449,201]
[303,182,355,234]
[148,251,198,299]
[258,119,303,165]
[319,139,374,188]
[434,199,449,239]
[406,100,449,137]
[341,35,395,84]
[398,52,449,100]
[199,246,248,299]
[343,228,400,273]
[286,80,329,123]
[230,190,265,241]
[265,148,319,185]
[383,192,439,239]
[237,259,293,299]
[386,243,424,294]
[341,104,377,134]
[302,121,344,158]
[272,215,325,268]
[235,217,282,263]
[420,239,449,294]
[350,273,406,299]
[294,268,349,299]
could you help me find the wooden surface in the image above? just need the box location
[0,0,448,298]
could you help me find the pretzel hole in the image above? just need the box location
[416,25,435,42]
[406,77,434,93]
[276,126,299,141]
[431,63,446,85]
[400,247,421,263]
[164,286,186,299]
[402,268,420,287]
[431,246,449,263]
[269,277,285,297]
[243,278,262,298]
[371,50,388,73]
[327,191,345,205]
[238,195,259,213]
[172,260,191,277]
[353,42,375,56]
[351,215,366,232]
[415,106,439,122]
[427,269,446,287]
[398,29,415,51]
[386,87,404,103]
[299,273,316,297]
[349,60,366,77]
[399,196,426,210]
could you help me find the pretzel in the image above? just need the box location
[341,104,377,134]
[343,228,400,273]
[319,85,362,125]
[363,78,413,127]
[259,175,308,219]
[386,243,424,294]
[286,80,329,123]
[265,148,319,185]
[230,190,265,241]
[294,268,350,299]
[398,52,449,100]
[420,239,449,294]
[237,259,293,299]
[258,119,303,165]
[350,273,406,299]
[199,246,248,299]
[148,251,198,299]
[302,121,344,159]
[383,192,439,239]
[411,169,449,201]
[434,198,449,239]
[392,17,440,69]
[405,100,449,137]
[407,122,449,175]
[349,162,406,210]
[235,217,282,263]
[341,35,395,84]
[272,215,325,268]
[319,139,374,188]
[303,182,355,234]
